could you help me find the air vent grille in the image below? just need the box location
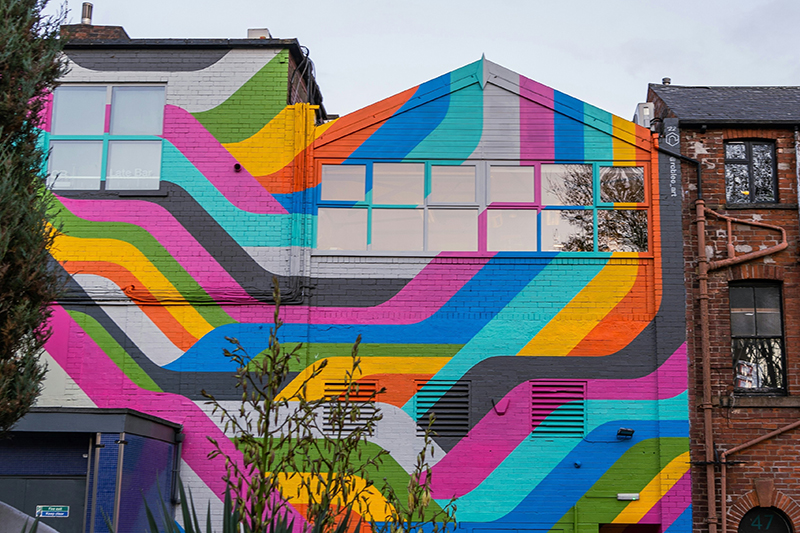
[531,381,586,438]
[323,381,378,434]
[415,380,470,437]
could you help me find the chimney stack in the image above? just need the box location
[81,2,93,25]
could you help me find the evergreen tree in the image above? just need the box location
[0,0,67,433]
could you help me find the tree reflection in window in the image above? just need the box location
[543,165,647,252]
[730,283,785,393]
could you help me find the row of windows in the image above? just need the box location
[47,85,166,191]
[317,162,649,253]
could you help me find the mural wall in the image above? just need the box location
[42,47,689,533]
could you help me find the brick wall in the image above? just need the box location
[677,125,800,532]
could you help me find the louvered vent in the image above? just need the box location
[415,380,470,437]
[323,381,378,434]
[531,381,586,438]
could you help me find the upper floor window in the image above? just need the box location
[47,85,165,191]
[725,141,776,204]
[731,282,785,393]
[316,162,648,253]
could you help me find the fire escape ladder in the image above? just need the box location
[703,207,788,272]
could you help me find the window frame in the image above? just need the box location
[724,140,778,205]
[315,160,651,256]
[46,84,166,192]
[730,281,787,395]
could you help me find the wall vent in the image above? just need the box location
[323,381,378,434]
[415,380,470,437]
[531,381,586,438]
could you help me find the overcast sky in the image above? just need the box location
[46,0,800,119]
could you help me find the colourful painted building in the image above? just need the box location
[2,20,690,533]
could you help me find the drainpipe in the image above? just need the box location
[720,420,800,533]
[658,146,717,533]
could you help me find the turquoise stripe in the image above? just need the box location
[402,256,608,415]
[405,62,484,162]
[583,102,613,162]
[442,392,688,522]
[161,142,309,246]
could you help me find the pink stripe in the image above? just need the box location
[47,305,307,526]
[57,193,488,326]
[56,196,259,313]
[39,92,54,132]
[520,76,554,161]
[430,346,688,498]
[104,104,111,133]
[640,470,691,528]
[588,344,687,400]
[161,105,287,214]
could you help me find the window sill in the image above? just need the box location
[724,203,798,210]
[719,395,799,408]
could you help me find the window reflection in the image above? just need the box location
[541,164,592,206]
[542,210,593,252]
[599,167,645,203]
[598,210,648,252]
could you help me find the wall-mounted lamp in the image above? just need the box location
[617,493,640,501]
[616,428,635,440]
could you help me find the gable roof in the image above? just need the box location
[649,84,800,124]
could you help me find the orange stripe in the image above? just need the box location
[62,261,198,351]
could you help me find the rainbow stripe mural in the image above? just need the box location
[43,48,689,533]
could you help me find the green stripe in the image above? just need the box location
[66,310,162,392]
[192,50,290,144]
[52,197,234,328]
[550,437,689,533]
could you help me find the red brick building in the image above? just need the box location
[647,84,800,533]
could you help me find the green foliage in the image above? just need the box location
[18,517,39,533]
[0,0,68,434]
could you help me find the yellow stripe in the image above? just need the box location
[277,472,394,521]
[612,115,637,165]
[51,234,214,340]
[612,451,691,524]
[277,357,450,401]
[222,105,335,177]
[517,259,639,356]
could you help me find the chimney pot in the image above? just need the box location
[81,2,93,25]
[662,77,671,85]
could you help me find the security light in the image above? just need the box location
[616,428,635,439]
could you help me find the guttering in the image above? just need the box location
[657,145,716,533]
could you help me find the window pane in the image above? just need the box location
[733,338,784,391]
[725,142,746,160]
[755,286,782,336]
[51,86,106,135]
[725,163,750,203]
[752,143,775,202]
[730,286,754,309]
[598,210,648,252]
[428,209,478,251]
[599,167,645,203]
[47,141,103,190]
[487,210,537,251]
[372,163,424,205]
[321,165,365,201]
[429,166,475,203]
[372,209,423,251]
[317,208,367,250]
[541,164,592,206]
[106,141,162,190]
[731,310,756,336]
[110,86,165,135]
[541,210,593,252]
[489,166,534,203]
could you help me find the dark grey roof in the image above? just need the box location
[649,84,800,124]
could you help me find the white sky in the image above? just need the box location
[46,0,800,119]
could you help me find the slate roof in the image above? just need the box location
[649,84,800,124]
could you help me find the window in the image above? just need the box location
[47,85,166,191]
[730,283,785,393]
[316,162,648,253]
[725,141,777,204]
